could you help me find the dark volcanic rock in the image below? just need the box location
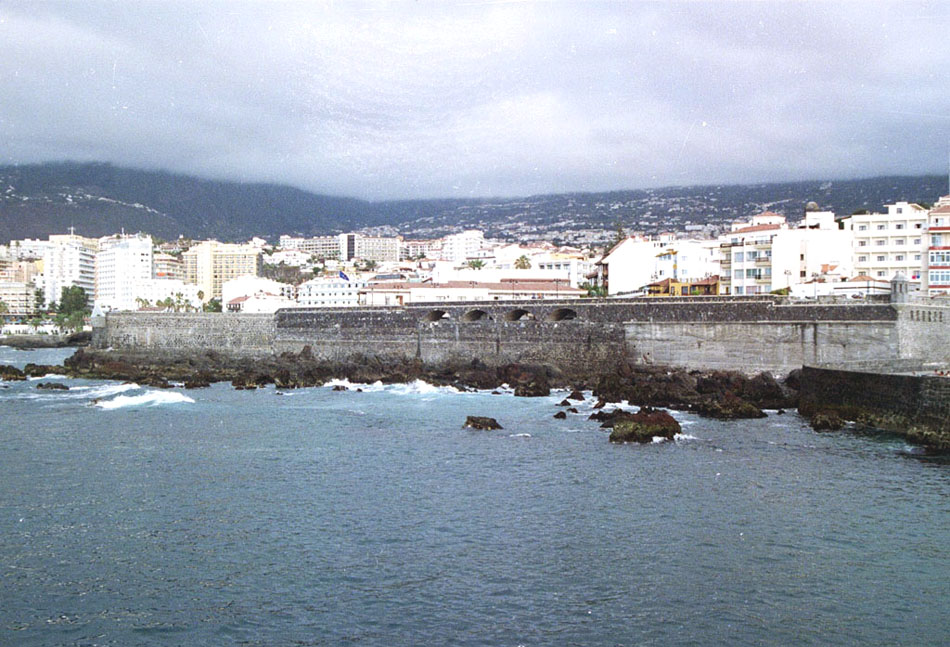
[566,389,586,401]
[0,365,26,381]
[36,382,69,390]
[608,407,681,443]
[810,410,845,431]
[332,384,348,391]
[588,408,639,428]
[23,363,65,377]
[463,416,503,430]
[694,393,767,419]
[558,399,571,407]
[500,363,552,397]
[553,411,567,419]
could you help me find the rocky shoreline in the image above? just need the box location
[38,346,800,418]
[0,331,91,349]
[4,345,945,449]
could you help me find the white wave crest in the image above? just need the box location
[509,433,532,438]
[94,390,194,410]
[27,374,68,381]
[74,383,140,398]
[324,378,460,395]
[674,433,699,441]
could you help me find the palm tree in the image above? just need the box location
[514,255,531,270]
[466,259,485,270]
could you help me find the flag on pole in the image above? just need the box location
[339,271,350,281]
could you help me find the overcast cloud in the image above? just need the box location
[1,1,948,199]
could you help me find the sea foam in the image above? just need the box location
[94,390,194,410]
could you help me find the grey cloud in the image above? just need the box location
[1,1,948,200]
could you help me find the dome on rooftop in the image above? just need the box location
[805,201,820,212]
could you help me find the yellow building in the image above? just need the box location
[182,241,262,302]
[645,276,720,297]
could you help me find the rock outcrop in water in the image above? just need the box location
[608,407,681,443]
[464,416,503,430]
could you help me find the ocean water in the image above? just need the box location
[1,347,948,647]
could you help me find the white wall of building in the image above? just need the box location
[95,234,153,311]
[222,275,295,306]
[42,234,98,307]
[296,276,367,307]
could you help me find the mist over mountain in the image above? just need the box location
[1,162,946,244]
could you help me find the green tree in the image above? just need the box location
[203,298,222,313]
[612,219,626,246]
[57,286,89,316]
[466,259,485,270]
[581,282,607,298]
[514,255,531,270]
[0,301,8,316]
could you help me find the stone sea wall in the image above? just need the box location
[799,363,950,449]
[92,297,913,376]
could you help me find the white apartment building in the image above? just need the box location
[925,195,950,295]
[0,282,37,317]
[153,253,183,280]
[133,279,202,310]
[441,230,485,263]
[182,241,262,301]
[5,238,50,260]
[279,234,343,260]
[222,275,295,306]
[595,233,681,295]
[95,234,153,311]
[296,276,367,307]
[42,233,99,307]
[846,201,928,284]
[401,239,440,261]
[719,210,852,295]
[653,239,721,285]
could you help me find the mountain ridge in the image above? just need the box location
[1,162,946,244]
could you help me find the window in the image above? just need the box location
[915,223,922,229]
[930,251,950,265]
[747,251,758,260]
[932,235,942,247]
[799,254,805,261]
[915,254,922,261]
[895,239,904,245]
[800,270,806,278]
[877,271,886,277]
[877,224,887,230]
[734,269,742,279]
[896,223,905,230]
[930,270,950,285]
[858,255,867,262]
[895,255,904,261]
[876,256,886,262]
[735,286,744,295]
[858,241,867,247]
[896,207,903,214]
[734,252,744,262]
[858,225,867,231]
[914,238,921,245]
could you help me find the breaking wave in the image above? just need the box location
[93,390,195,410]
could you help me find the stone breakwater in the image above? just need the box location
[799,362,950,450]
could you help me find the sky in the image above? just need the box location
[1,1,948,200]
